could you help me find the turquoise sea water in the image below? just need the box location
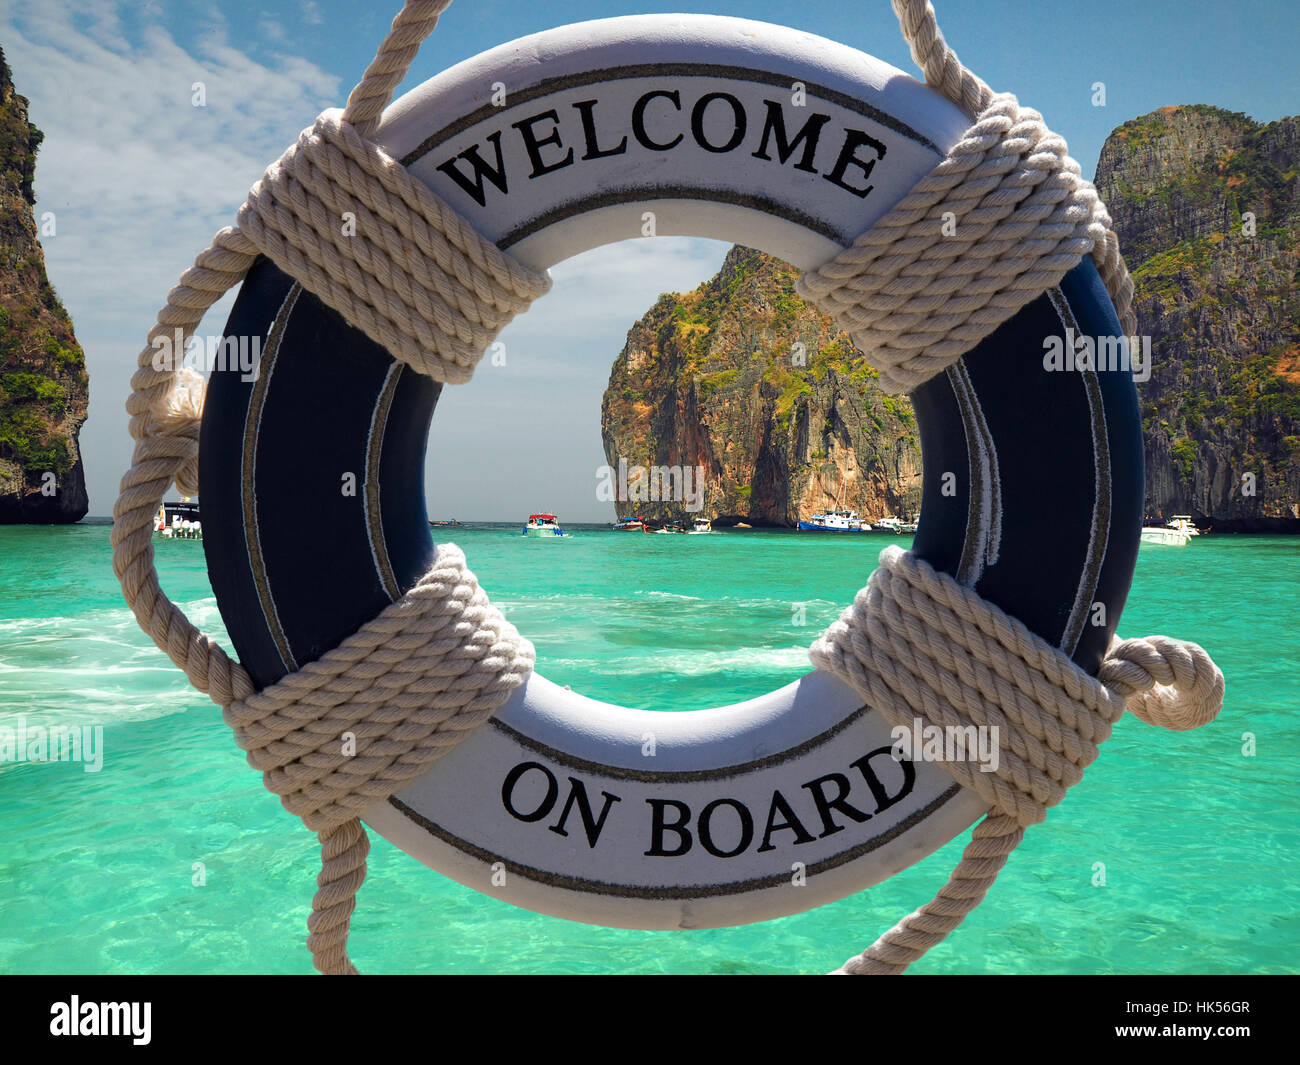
[0,522,1297,974]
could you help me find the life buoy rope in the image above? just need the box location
[111,0,1224,975]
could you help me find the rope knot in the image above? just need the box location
[1099,635,1224,731]
[795,91,1133,394]
[234,106,551,385]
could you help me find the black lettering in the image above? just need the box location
[752,100,831,172]
[645,798,692,856]
[823,128,888,198]
[572,99,628,161]
[501,761,559,822]
[690,92,747,153]
[549,776,622,848]
[801,772,872,837]
[756,789,817,852]
[698,798,754,858]
[434,130,510,206]
[511,109,575,179]
[632,89,684,151]
[851,745,915,814]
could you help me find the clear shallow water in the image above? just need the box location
[0,522,1296,974]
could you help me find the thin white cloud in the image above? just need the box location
[2,0,341,513]
[1,0,729,520]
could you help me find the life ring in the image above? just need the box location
[197,14,1142,932]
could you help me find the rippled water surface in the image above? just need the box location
[1,523,1296,973]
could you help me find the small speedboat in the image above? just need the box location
[871,516,904,534]
[611,517,650,532]
[1140,525,1188,546]
[655,520,687,534]
[523,513,565,537]
[1166,515,1201,536]
[689,517,712,534]
[428,518,463,527]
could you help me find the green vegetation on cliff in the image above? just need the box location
[0,44,89,520]
[601,246,921,526]
[1098,104,1300,527]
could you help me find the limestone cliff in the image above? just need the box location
[1097,105,1299,531]
[0,45,89,523]
[600,245,921,526]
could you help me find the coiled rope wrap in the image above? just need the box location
[110,0,1225,976]
[797,1,1135,394]
[236,108,550,387]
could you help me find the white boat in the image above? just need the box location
[689,517,712,534]
[798,509,867,532]
[871,516,904,534]
[1140,525,1188,546]
[1166,515,1200,536]
[522,513,565,537]
[900,520,919,534]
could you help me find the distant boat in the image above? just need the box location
[654,520,687,534]
[156,500,202,540]
[1166,515,1201,536]
[900,520,919,534]
[1140,525,1188,546]
[523,513,565,537]
[428,518,463,527]
[871,516,904,534]
[798,509,868,533]
[689,517,712,534]
[611,517,650,532]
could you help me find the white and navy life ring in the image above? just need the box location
[198,15,1142,931]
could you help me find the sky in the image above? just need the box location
[2,0,1297,521]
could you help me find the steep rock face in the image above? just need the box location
[1097,105,1300,531]
[600,246,921,526]
[0,45,89,523]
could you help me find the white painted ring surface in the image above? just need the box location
[357,14,990,930]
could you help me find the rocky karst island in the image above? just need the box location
[0,45,88,524]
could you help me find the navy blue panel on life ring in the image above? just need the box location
[202,254,1141,690]
[200,258,438,689]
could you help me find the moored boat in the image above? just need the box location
[1166,515,1201,536]
[523,513,565,537]
[155,501,202,539]
[797,509,868,533]
[611,517,650,532]
[871,516,904,534]
[428,518,463,527]
[689,517,712,534]
[1140,525,1188,546]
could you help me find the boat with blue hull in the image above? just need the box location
[797,509,869,533]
